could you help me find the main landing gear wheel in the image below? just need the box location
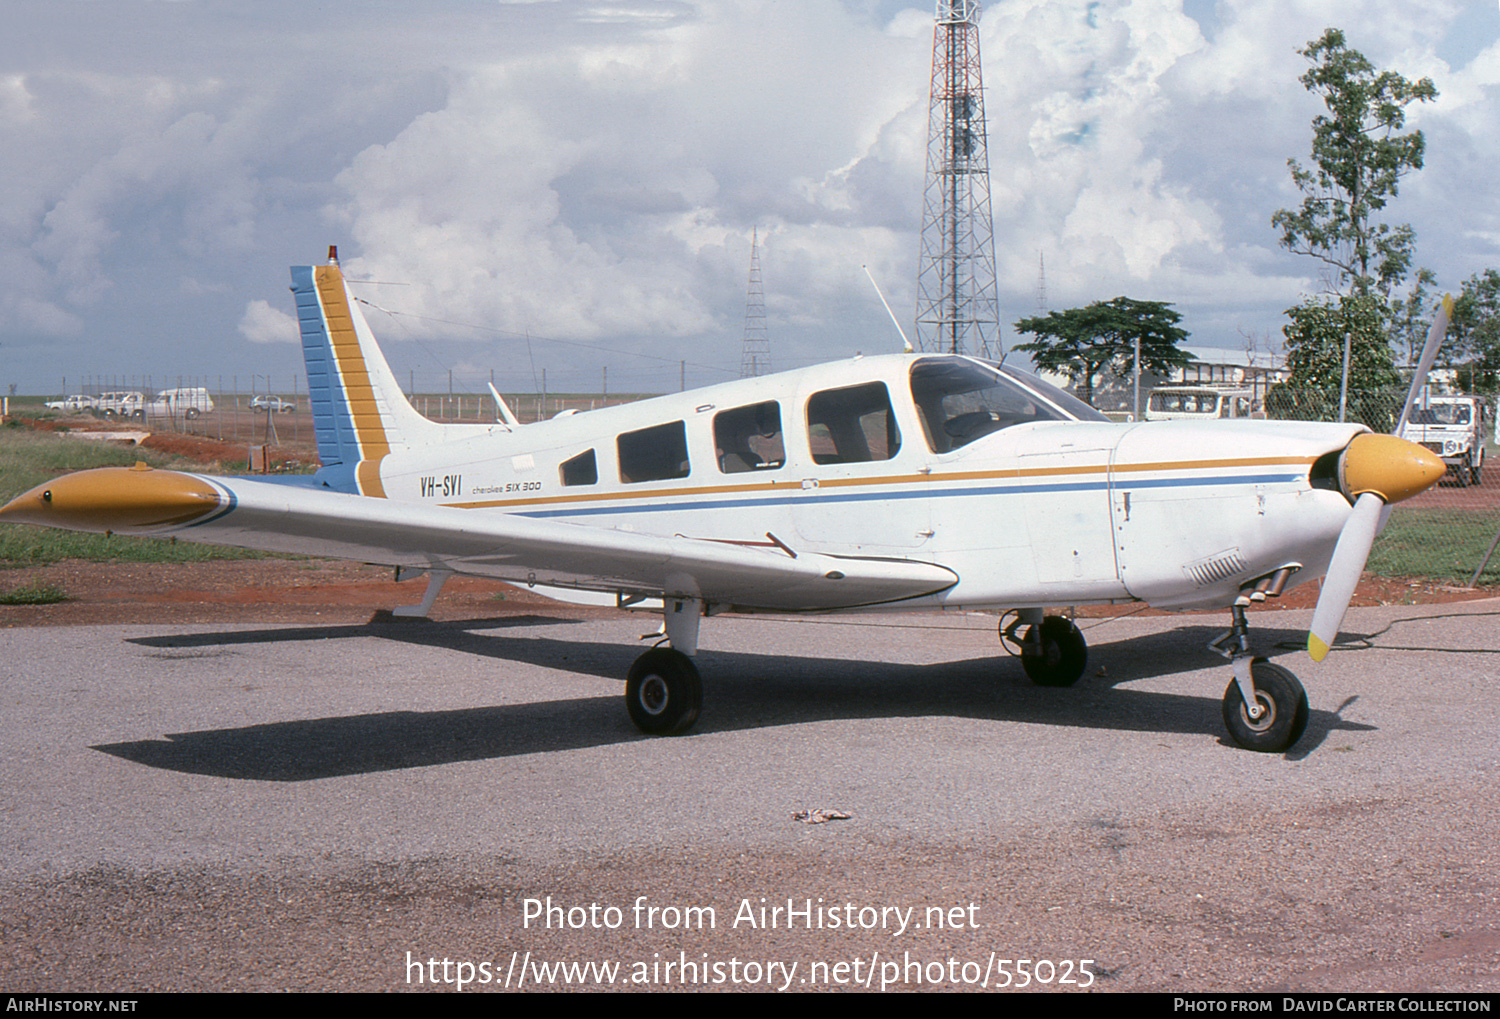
[626,647,702,736]
[1019,615,1088,688]
[1221,658,1309,753]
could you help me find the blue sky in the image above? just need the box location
[2,0,1499,397]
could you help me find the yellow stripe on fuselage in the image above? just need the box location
[437,453,1320,513]
[314,265,389,498]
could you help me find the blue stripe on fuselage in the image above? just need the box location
[510,472,1305,520]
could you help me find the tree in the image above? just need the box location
[1387,267,1438,365]
[1272,28,1437,302]
[1448,269,1500,393]
[1269,292,1400,428]
[1382,268,1500,393]
[1013,297,1190,407]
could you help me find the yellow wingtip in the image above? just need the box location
[0,466,222,531]
[1308,634,1331,662]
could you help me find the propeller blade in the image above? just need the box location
[1396,294,1454,435]
[1308,492,1383,662]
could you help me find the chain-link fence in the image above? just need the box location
[46,375,638,444]
[1269,387,1500,586]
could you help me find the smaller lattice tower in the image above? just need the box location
[1036,251,1048,314]
[739,227,771,378]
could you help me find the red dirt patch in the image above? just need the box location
[0,559,597,627]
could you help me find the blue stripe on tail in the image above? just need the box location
[290,265,360,493]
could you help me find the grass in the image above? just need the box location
[1369,508,1500,585]
[0,428,272,568]
[0,580,69,605]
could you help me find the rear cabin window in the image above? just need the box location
[714,401,785,474]
[560,449,597,487]
[909,358,1064,453]
[806,382,900,465]
[617,421,690,483]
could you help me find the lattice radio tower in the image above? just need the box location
[914,0,999,359]
[739,227,771,377]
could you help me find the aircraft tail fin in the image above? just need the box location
[290,255,445,495]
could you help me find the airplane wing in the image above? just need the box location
[0,466,958,612]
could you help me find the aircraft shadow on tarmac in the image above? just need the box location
[98,617,1380,780]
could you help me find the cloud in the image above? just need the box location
[2,0,1499,390]
[239,298,298,344]
[325,1,929,367]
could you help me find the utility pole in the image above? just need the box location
[914,0,999,359]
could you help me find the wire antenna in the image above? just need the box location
[863,265,914,353]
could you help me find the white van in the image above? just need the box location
[1145,386,1254,422]
[145,387,215,419]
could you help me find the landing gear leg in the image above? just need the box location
[1210,603,1309,752]
[625,596,704,736]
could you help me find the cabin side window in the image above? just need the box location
[714,401,785,474]
[909,358,1062,453]
[560,449,597,487]
[617,421,690,483]
[806,382,900,465]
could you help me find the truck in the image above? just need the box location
[1400,394,1486,486]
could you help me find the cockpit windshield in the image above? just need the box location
[910,358,1097,453]
[995,363,1109,422]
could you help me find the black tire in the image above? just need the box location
[1456,456,1472,488]
[626,648,702,735]
[1472,456,1482,486]
[1222,659,1309,753]
[185,408,199,420]
[1021,615,1088,687]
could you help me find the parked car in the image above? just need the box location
[92,391,146,419]
[145,387,215,419]
[1400,394,1485,486]
[44,395,98,413]
[249,395,296,413]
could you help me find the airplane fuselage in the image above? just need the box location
[367,353,1363,613]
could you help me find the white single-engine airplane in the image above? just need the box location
[1,252,1450,752]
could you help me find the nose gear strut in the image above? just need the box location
[1208,568,1309,752]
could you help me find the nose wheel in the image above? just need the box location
[1211,604,1309,753]
[1221,658,1309,752]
